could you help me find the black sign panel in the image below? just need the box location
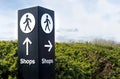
[18,6,55,79]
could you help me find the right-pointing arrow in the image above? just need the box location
[44,40,53,52]
[23,37,32,55]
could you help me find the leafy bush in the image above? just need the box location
[55,42,120,79]
[0,41,17,79]
[1,41,120,79]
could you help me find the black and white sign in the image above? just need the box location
[18,6,55,79]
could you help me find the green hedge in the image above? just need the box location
[0,41,17,79]
[1,41,120,79]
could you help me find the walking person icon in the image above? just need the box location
[44,15,51,31]
[41,13,53,34]
[23,14,32,31]
[20,13,35,33]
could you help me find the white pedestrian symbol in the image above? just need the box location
[44,15,51,31]
[20,13,35,33]
[41,13,53,34]
[23,14,32,31]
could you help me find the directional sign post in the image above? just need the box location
[18,6,55,79]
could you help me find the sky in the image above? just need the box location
[1,0,120,42]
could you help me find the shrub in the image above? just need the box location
[1,41,120,79]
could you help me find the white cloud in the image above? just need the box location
[1,0,120,42]
[0,9,17,40]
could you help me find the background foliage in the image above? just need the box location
[1,40,120,79]
[0,41,17,79]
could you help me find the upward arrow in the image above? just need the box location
[23,37,32,55]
